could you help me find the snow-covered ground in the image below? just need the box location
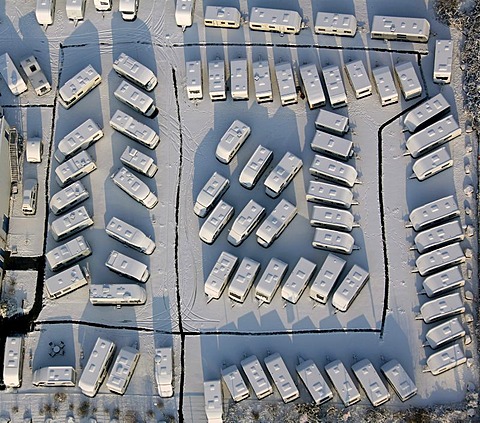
[0,1,478,422]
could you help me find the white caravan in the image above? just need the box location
[281,257,316,304]
[58,65,101,109]
[372,66,398,106]
[204,251,238,301]
[208,59,226,101]
[249,7,303,34]
[3,336,24,388]
[155,347,174,397]
[204,380,223,423]
[296,359,333,405]
[32,366,76,387]
[254,258,288,304]
[264,353,299,403]
[45,264,88,299]
[215,120,251,164]
[51,206,93,241]
[19,55,51,96]
[175,0,195,30]
[332,264,369,312]
[120,146,158,178]
[324,360,361,407]
[55,150,97,188]
[310,130,354,161]
[434,40,453,84]
[314,12,357,36]
[415,243,465,276]
[113,52,157,91]
[110,109,160,149]
[380,359,417,402]
[193,172,229,217]
[0,53,28,96]
[46,235,91,271]
[252,60,273,103]
[408,195,459,232]
[204,6,241,29]
[106,346,140,394]
[26,136,43,162]
[66,0,86,24]
[35,0,56,29]
[394,61,422,100]
[89,284,147,305]
[185,60,203,100]
[50,181,89,215]
[105,250,149,283]
[424,317,466,350]
[371,16,430,42]
[275,62,298,106]
[351,359,390,407]
[312,228,356,254]
[306,180,356,209]
[310,206,357,232]
[221,365,249,402]
[299,63,326,109]
[403,93,450,132]
[411,146,453,181]
[309,154,358,188]
[240,355,273,399]
[111,167,158,209]
[114,80,156,117]
[93,0,112,11]
[424,343,466,376]
[418,292,465,323]
[315,109,349,135]
[309,253,346,303]
[228,257,261,303]
[228,200,265,246]
[345,60,372,99]
[421,266,464,298]
[256,199,297,247]
[105,216,155,255]
[22,179,38,216]
[238,145,273,189]
[119,0,139,21]
[322,65,347,108]
[264,152,302,198]
[199,200,234,244]
[230,59,248,100]
[413,220,464,253]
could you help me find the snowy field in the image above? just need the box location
[0,0,478,422]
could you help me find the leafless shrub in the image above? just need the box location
[77,400,90,417]
[53,392,67,403]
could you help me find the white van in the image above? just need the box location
[230,59,248,100]
[19,55,51,96]
[312,228,356,254]
[204,251,238,301]
[110,110,160,149]
[411,146,452,181]
[264,152,302,198]
[418,292,465,323]
[51,206,93,241]
[199,200,234,244]
[403,93,450,133]
[93,0,112,11]
[22,179,38,216]
[408,195,459,232]
[227,200,265,246]
[254,258,288,304]
[113,53,157,91]
[299,63,326,109]
[306,180,356,209]
[345,60,372,99]
[3,336,24,388]
[424,343,466,376]
[205,6,241,29]
[35,0,55,28]
[89,284,147,305]
[193,172,229,217]
[310,206,357,232]
[208,59,226,101]
[380,359,417,402]
[322,65,347,108]
[0,53,28,96]
[66,0,86,24]
[228,257,261,303]
[394,61,422,100]
[240,355,273,399]
[59,65,101,109]
[221,365,249,402]
[204,380,223,423]
[45,264,88,299]
[424,317,466,350]
[421,266,464,298]
[415,243,465,276]
[114,80,156,117]
[238,145,273,189]
[105,216,155,255]
[175,0,195,30]
[105,250,149,283]
[120,146,158,178]
[111,167,158,209]
[55,150,97,188]
[26,136,43,163]
[275,62,298,106]
[106,346,140,394]
[252,60,273,103]
[296,359,333,405]
[155,347,173,398]
[315,109,349,135]
[216,120,251,164]
[352,359,390,407]
[46,235,92,271]
[119,0,139,21]
[54,119,103,163]
[264,353,300,403]
[249,7,303,35]
[185,60,202,100]
[256,199,297,248]
[50,181,89,215]
[281,257,316,304]
[32,366,76,387]
[332,264,369,312]
[314,12,357,36]
[414,220,464,253]
[310,130,353,161]
[372,66,398,106]
[325,360,360,407]
[309,253,346,304]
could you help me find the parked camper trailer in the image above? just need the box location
[434,40,453,83]
[113,52,157,91]
[106,346,140,395]
[111,167,158,209]
[281,257,316,304]
[78,337,116,397]
[51,206,93,241]
[46,236,91,271]
[22,179,38,216]
[249,7,303,35]
[312,228,356,254]
[310,206,356,232]
[26,136,43,163]
[256,199,297,247]
[114,80,156,117]
[315,109,349,135]
[425,317,466,350]
[208,59,226,101]
[264,353,299,403]
[252,60,273,103]
[309,154,358,188]
[120,146,158,178]
[204,380,223,423]
[228,257,261,303]
[0,53,27,96]
[230,59,248,100]
[309,253,346,303]
[19,55,51,96]
[193,172,229,217]
[406,114,461,158]
[296,359,333,405]
[199,200,234,244]
[299,63,326,108]
[264,152,302,198]
[155,347,174,397]
[380,359,417,402]
[239,145,273,189]
[275,62,298,106]
[345,60,372,99]
[50,181,89,215]
[54,119,103,163]
[35,0,55,28]
[394,61,422,100]
[186,60,203,100]
[90,283,147,305]
[105,250,149,283]
[415,243,465,276]
[205,251,238,301]
[352,359,390,407]
[240,355,273,399]
[322,65,347,108]
[408,195,459,232]
[105,216,155,255]
[403,93,450,132]
[371,16,430,43]
[325,360,361,407]
[110,110,160,149]
[422,266,464,298]
[93,0,112,11]
[306,180,356,209]
[414,220,464,253]
[45,264,88,299]
[66,0,86,24]
[411,146,453,181]
[205,6,241,28]
[228,200,265,246]
[418,292,465,323]
[3,336,24,388]
[372,66,398,106]
[32,366,76,387]
[254,258,288,304]
[310,130,353,161]
[215,120,251,164]
[314,12,357,36]
[424,343,466,376]
[58,65,101,109]
[175,0,195,30]
[119,0,139,21]
[221,365,250,402]
[55,150,97,188]
[332,264,369,311]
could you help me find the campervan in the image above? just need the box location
[155,347,173,397]
[228,257,261,303]
[50,181,89,215]
[314,12,357,36]
[19,55,51,96]
[394,62,422,100]
[408,195,459,232]
[254,258,288,304]
[332,264,369,312]
[199,200,234,244]
[264,152,302,198]
[110,110,160,149]
[105,250,149,283]
[208,59,226,101]
[106,346,140,394]
[309,253,346,304]
[256,199,297,247]
[299,63,326,109]
[249,7,303,34]
[281,257,317,304]
[89,284,147,305]
[120,146,158,178]
[51,206,93,241]
[403,93,450,133]
[371,16,430,42]
[26,136,43,163]
[309,154,358,187]
[22,179,38,216]
[310,130,354,161]
[204,6,241,28]
[434,40,453,84]
[45,264,88,299]
[46,235,91,271]
[3,336,24,388]
[372,66,398,106]
[380,360,417,402]
[296,359,333,405]
[215,120,251,164]
[221,365,249,402]
[228,200,265,246]
[113,52,157,91]
[193,172,229,217]
[306,180,356,209]
[411,147,453,181]
[185,60,202,100]
[238,145,273,189]
[204,251,238,301]
[0,53,27,96]
[32,366,76,387]
[264,353,299,403]
[252,60,273,103]
[114,80,156,117]
[352,359,390,407]
[312,228,356,254]
[55,150,97,187]
[58,65,101,109]
[345,60,372,99]
[275,62,298,106]
[230,59,248,100]
[111,167,158,209]
[421,266,464,298]
[105,216,156,255]
[240,355,273,399]
[322,65,347,108]
[325,360,360,407]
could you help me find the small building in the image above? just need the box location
[345,60,372,99]
[299,63,326,109]
[433,40,453,84]
[252,60,273,103]
[322,65,347,108]
[314,12,357,37]
[275,62,297,106]
[394,61,422,100]
[208,59,226,101]
[186,60,203,100]
[19,55,51,96]
[371,15,430,43]
[372,66,398,106]
[230,59,248,100]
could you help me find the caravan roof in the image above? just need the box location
[371,16,430,42]
[264,353,299,403]
[352,359,390,407]
[345,60,372,99]
[0,53,28,96]
[252,60,273,102]
[230,59,248,100]
[380,359,417,402]
[255,199,297,247]
[221,365,250,402]
[204,380,223,422]
[255,258,288,304]
[281,257,316,304]
[412,146,453,181]
[296,359,333,405]
[306,180,355,209]
[309,154,358,188]
[314,12,357,36]
[322,65,347,108]
[204,6,241,28]
[3,336,23,388]
[409,195,459,231]
[45,264,88,299]
[264,152,302,197]
[414,220,464,253]
[372,66,398,106]
[419,292,465,323]
[332,264,369,312]
[299,63,326,109]
[275,62,298,106]
[415,243,465,276]
[422,266,464,298]
[315,109,349,135]
[249,7,303,34]
[199,200,234,244]
[55,119,103,163]
[309,253,346,303]
[106,346,139,394]
[425,343,466,375]
[310,205,356,232]
[32,366,76,387]
[240,355,273,400]
[228,257,261,303]
[403,93,450,132]
[215,120,251,164]
[394,61,422,100]
[19,55,51,96]
[204,251,238,300]
[89,283,147,305]
[425,317,466,350]
[185,60,202,100]
[228,200,265,246]
[310,130,354,161]
[155,347,173,398]
[434,40,453,83]
[324,359,360,407]
[50,181,89,215]
[194,172,229,217]
[208,59,226,101]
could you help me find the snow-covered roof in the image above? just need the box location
[199,200,233,244]
[281,257,316,303]
[310,130,353,160]
[106,346,139,394]
[309,154,358,188]
[306,180,355,209]
[322,65,347,107]
[314,12,357,35]
[221,364,250,402]
[240,355,273,399]
[309,253,346,303]
[414,220,463,253]
[204,251,238,299]
[228,200,265,246]
[106,250,149,282]
[310,205,355,232]
[264,353,299,403]
[315,109,349,134]
[331,264,369,311]
[422,266,464,298]
[371,15,430,42]
[416,243,465,277]
[264,152,302,195]
[345,60,372,97]
[372,66,398,105]
[255,199,297,246]
[425,317,465,349]
[408,195,459,231]
[312,227,356,254]
[403,93,450,133]
[351,359,390,407]
[380,360,417,402]
[299,63,326,108]
[228,257,261,302]
[425,343,466,376]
